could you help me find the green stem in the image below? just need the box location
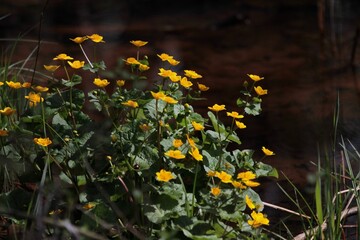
[191,162,199,216]
[178,174,190,217]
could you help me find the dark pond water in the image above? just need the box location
[2,0,360,236]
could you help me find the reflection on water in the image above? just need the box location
[2,0,360,235]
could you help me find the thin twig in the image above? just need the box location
[263,202,311,219]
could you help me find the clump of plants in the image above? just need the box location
[0,34,277,239]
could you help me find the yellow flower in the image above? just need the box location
[254,86,268,96]
[44,65,60,72]
[189,147,203,161]
[122,100,139,108]
[247,74,264,81]
[208,104,226,112]
[93,78,110,88]
[237,171,260,187]
[168,58,180,66]
[157,53,173,61]
[82,202,96,210]
[124,57,140,65]
[207,170,217,177]
[69,36,88,44]
[25,92,43,107]
[87,34,105,43]
[191,121,204,131]
[67,60,85,69]
[33,85,49,92]
[216,171,233,183]
[130,40,148,47]
[231,180,247,189]
[6,81,22,89]
[184,70,202,79]
[245,195,256,210]
[235,121,246,129]
[211,187,221,196]
[0,107,16,116]
[151,91,166,100]
[248,211,269,228]
[0,129,9,136]
[49,209,63,215]
[158,68,180,82]
[22,82,31,88]
[53,53,73,61]
[139,64,150,71]
[34,137,52,147]
[197,83,209,91]
[139,123,151,132]
[180,77,193,89]
[165,150,186,159]
[262,146,275,156]
[173,139,183,148]
[226,111,244,119]
[0,82,4,86]
[162,96,178,104]
[116,80,125,87]
[237,171,257,181]
[156,169,175,182]
[186,134,196,147]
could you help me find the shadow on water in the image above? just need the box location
[1,0,360,236]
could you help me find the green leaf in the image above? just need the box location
[52,113,71,130]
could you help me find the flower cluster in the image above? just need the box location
[0,34,277,239]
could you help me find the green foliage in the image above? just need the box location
[0,36,277,239]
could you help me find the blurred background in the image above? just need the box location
[1,0,360,233]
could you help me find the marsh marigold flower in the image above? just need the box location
[208,104,226,112]
[184,70,202,79]
[237,171,260,187]
[165,149,186,160]
[247,74,264,82]
[226,111,244,119]
[262,146,275,156]
[211,187,221,196]
[186,134,196,147]
[6,81,22,89]
[156,169,174,182]
[22,82,31,88]
[248,211,269,228]
[116,80,125,87]
[34,137,52,147]
[0,107,16,116]
[189,147,203,161]
[162,96,178,104]
[235,121,246,129]
[197,83,209,91]
[130,40,148,47]
[122,100,139,108]
[151,91,166,100]
[70,36,88,44]
[0,82,4,86]
[124,57,140,65]
[33,86,49,92]
[93,78,110,88]
[44,65,60,72]
[173,139,183,148]
[158,68,180,82]
[67,60,85,69]
[139,64,150,71]
[87,34,105,43]
[53,53,73,61]
[216,171,233,183]
[180,77,193,89]
[254,86,268,96]
[25,92,43,107]
[232,180,247,189]
[0,129,8,136]
[207,170,217,177]
[191,121,204,131]
[245,195,256,210]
